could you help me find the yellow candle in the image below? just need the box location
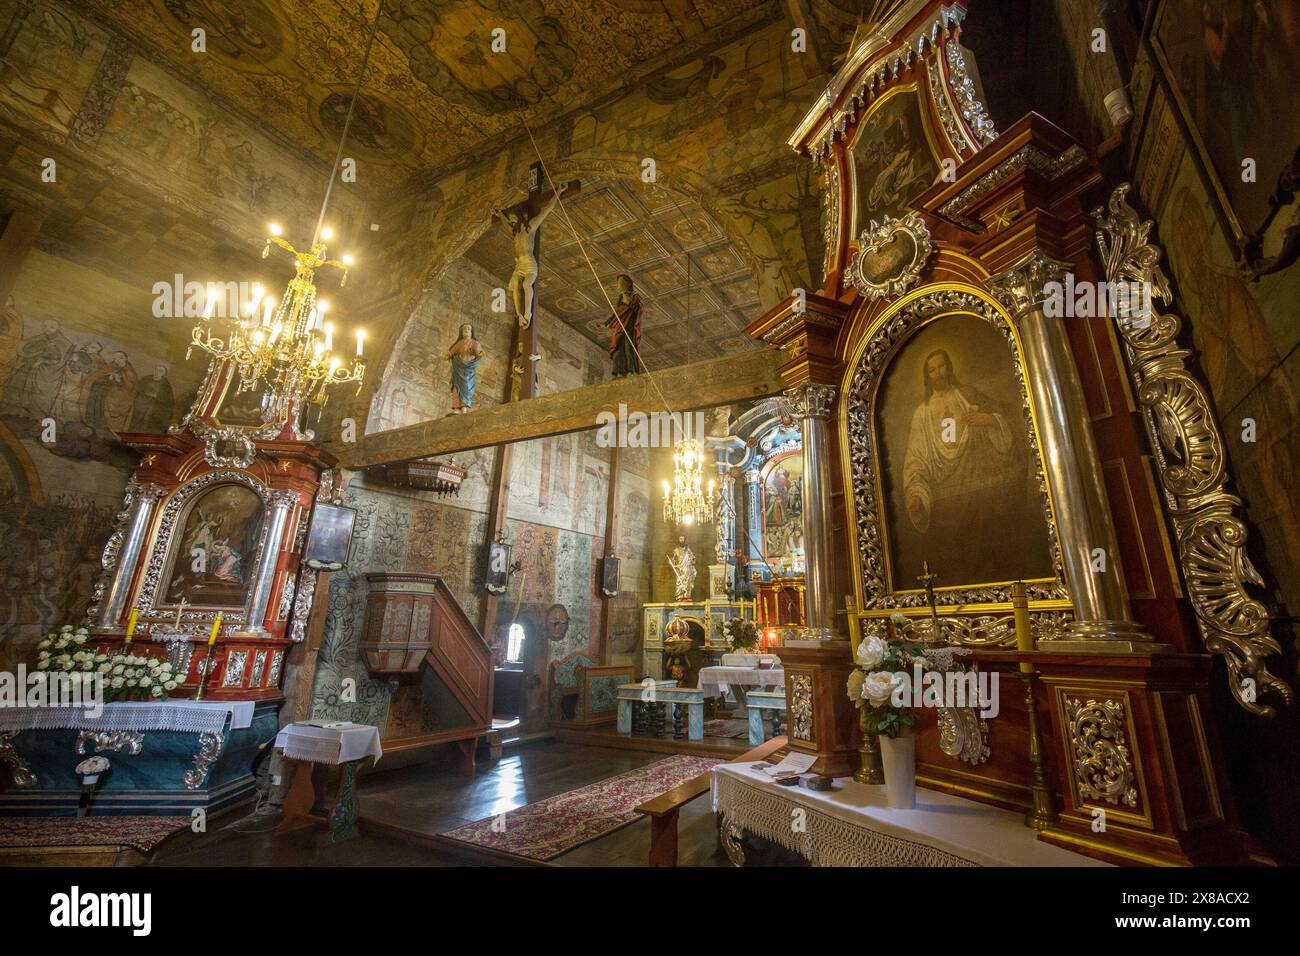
[124,608,139,643]
[208,613,223,646]
[1011,581,1033,673]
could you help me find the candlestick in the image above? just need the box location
[208,612,223,646]
[124,608,138,644]
[175,598,186,629]
[1011,581,1033,673]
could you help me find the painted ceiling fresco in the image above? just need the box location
[77,0,777,187]
[465,176,761,368]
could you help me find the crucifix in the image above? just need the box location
[494,161,579,400]
[918,560,941,639]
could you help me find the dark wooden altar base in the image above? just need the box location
[915,650,1251,867]
[777,642,860,778]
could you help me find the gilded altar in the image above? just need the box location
[736,0,1278,864]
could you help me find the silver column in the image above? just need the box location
[787,383,839,641]
[246,491,297,633]
[97,482,167,629]
[986,251,1151,647]
[743,467,764,580]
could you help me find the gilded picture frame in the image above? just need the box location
[839,284,1071,632]
[845,83,945,248]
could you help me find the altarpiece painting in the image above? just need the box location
[163,482,264,607]
[873,314,1055,591]
[849,87,942,231]
[761,452,803,567]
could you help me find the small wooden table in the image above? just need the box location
[275,722,382,844]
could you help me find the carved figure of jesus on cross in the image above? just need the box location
[494,161,579,400]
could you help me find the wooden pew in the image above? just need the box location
[634,736,787,866]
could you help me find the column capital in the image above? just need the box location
[267,489,301,510]
[785,383,837,419]
[129,481,169,501]
[985,249,1071,317]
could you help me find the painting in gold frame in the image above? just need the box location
[872,313,1055,591]
[839,284,1069,615]
[162,482,265,608]
[847,85,943,239]
[1147,0,1300,251]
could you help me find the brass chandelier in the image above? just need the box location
[187,225,364,405]
[661,438,716,526]
[186,7,381,409]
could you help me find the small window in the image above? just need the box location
[506,623,526,664]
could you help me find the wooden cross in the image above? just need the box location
[918,560,941,638]
[495,161,579,401]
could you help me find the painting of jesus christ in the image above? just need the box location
[874,315,1054,590]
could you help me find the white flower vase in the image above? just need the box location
[879,729,916,809]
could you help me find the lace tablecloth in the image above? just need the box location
[0,700,256,734]
[274,723,382,765]
[711,762,1110,867]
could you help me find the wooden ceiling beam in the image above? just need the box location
[330,348,789,469]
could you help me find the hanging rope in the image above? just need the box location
[519,119,677,417]
[312,2,383,246]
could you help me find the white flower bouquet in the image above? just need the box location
[845,612,928,738]
[33,625,180,702]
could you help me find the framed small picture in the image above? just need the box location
[486,538,512,594]
[303,503,356,571]
[601,555,620,598]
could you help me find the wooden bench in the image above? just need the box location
[745,690,786,745]
[616,681,705,740]
[633,736,787,866]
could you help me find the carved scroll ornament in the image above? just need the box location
[1094,184,1292,716]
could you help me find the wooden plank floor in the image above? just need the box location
[151,741,730,867]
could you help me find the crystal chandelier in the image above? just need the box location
[661,438,716,526]
[187,225,365,405]
[186,7,381,411]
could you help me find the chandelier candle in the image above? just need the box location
[187,227,365,407]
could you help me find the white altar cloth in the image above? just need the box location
[0,700,256,734]
[698,666,784,698]
[275,722,382,766]
[711,761,1110,867]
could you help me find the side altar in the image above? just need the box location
[640,600,751,681]
[732,0,1279,864]
[1,276,352,815]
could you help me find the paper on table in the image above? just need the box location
[758,752,817,777]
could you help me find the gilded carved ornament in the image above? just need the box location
[1093,184,1292,716]
[845,288,1070,615]
[847,213,934,300]
[1066,697,1139,809]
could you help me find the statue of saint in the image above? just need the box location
[607,273,643,376]
[447,323,483,413]
[501,191,562,329]
[668,534,696,602]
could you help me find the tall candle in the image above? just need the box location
[208,613,223,646]
[124,608,139,644]
[1011,581,1033,673]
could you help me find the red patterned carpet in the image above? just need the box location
[0,816,190,853]
[440,755,720,861]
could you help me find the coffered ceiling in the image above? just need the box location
[465,176,762,369]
